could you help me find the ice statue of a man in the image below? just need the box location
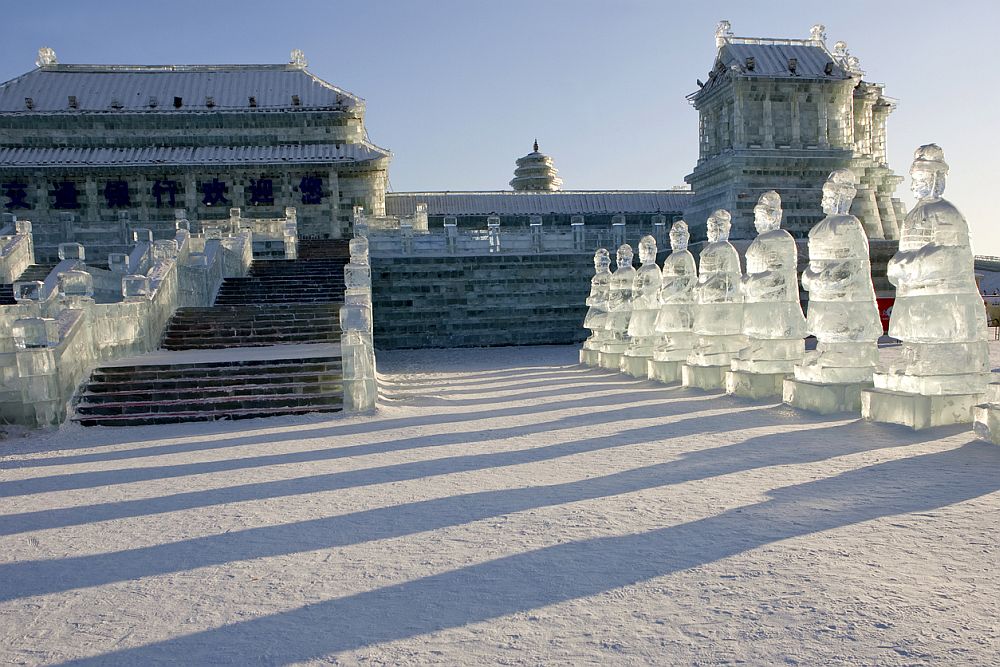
[580,248,612,366]
[648,221,697,382]
[731,191,806,375]
[686,210,745,375]
[622,235,662,376]
[795,169,881,384]
[875,144,988,395]
[599,243,636,369]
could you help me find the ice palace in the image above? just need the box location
[1,19,999,666]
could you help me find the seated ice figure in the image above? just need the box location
[652,221,697,362]
[687,210,745,367]
[731,191,806,374]
[795,168,882,384]
[581,248,612,362]
[622,236,662,372]
[599,244,636,364]
[875,144,988,395]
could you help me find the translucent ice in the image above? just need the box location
[652,221,697,362]
[732,191,806,374]
[601,244,636,355]
[581,248,612,354]
[875,144,988,395]
[624,235,662,359]
[687,210,745,367]
[795,169,882,384]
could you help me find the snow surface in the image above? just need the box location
[1,343,999,665]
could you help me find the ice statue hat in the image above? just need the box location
[669,220,690,250]
[910,144,948,199]
[638,235,657,263]
[753,191,782,233]
[822,169,857,215]
[706,209,732,242]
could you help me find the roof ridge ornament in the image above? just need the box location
[809,24,826,44]
[290,49,307,68]
[715,20,733,48]
[533,138,539,153]
[36,47,58,68]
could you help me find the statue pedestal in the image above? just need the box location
[579,348,601,366]
[682,364,726,391]
[725,370,788,400]
[783,378,870,415]
[599,350,624,370]
[620,354,651,378]
[972,383,1000,444]
[861,387,983,430]
[648,359,683,384]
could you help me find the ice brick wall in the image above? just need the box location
[371,254,595,349]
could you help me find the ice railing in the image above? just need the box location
[358,212,674,257]
[0,214,35,284]
[212,207,298,260]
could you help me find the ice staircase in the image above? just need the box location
[0,263,57,305]
[72,239,350,426]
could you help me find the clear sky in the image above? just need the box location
[3,0,998,251]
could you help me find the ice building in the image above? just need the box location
[684,22,905,241]
[0,48,390,260]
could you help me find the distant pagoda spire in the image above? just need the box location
[510,140,563,191]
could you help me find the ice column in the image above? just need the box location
[783,169,881,414]
[648,221,697,384]
[621,235,662,377]
[726,192,806,398]
[341,236,377,412]
[683,210,745,390]
[579,248,613,366]
[598,244,636,370]
[863,145,989,429]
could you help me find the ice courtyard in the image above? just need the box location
[1,343,998,665]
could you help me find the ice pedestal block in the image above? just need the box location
[861,388,983,430]
[682,364,726,390]
[783,378,869,415]
[598,350,624,371]
[57,270,93,299]
[620,354,650,378]
[13,280,44,303]
[648,359,683,384]
[58,242,85,261]
[579,348,601,366]
[725,370,788,400]
[12,317,59,349]
[972,382,1000,444]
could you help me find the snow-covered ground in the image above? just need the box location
[1,344,998,665]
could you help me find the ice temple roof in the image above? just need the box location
[385,191,692,217]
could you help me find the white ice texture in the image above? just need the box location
[582,248,612,352]
[688,210,745,367]
[601,244,636,354]
[625,236,662,358]
[652,221,697,362]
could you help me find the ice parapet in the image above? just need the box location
[874,144,988,395]
[599,244,636,364]
[652,221,697,363]
[687,210,745,367]
[731,191,806,374]
[581,248,612,363]
[795,169,881,384]
[623,236,662,369]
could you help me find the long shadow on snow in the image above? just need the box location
[57,440,1000,666]
[0,418,959,604]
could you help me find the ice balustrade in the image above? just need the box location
[341,235,377,412]
[0,215,35,284]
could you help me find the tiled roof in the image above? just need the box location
[385,191,692,216]
[0,64,362,113]
[0,142,390,168]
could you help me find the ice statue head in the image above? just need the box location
[706,209,732,243]
[821,169,858,216]
[638,235,657,264]
[669,220,690,251]
[909,143,948,200]
[753,191,782,234]
[593,248,611,272]
[615,244,634,270]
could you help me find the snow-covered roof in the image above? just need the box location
[386,191,692,216]
[0,63,363,113]
[0,142,390,168]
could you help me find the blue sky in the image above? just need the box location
[4,0,999,251]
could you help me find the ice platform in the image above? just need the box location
[783,378,870,415]
[620,354,651,378]
[579,348,600,366]
[725,370,788,400]
[598,350,624,371]
[647,359,683,384]
[682,364,726,391]
[861,387,983,430]
[972,382,1000,444]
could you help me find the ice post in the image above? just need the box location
[621,235,662,377]
[598,244,636,370]
[783,169,882,413]
[726,192,806,398]
[579,248,612,366]
[863,144,989,429]
[648,221,697,383]
[683,210,745,389]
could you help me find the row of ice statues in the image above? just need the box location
[581,144,1000,436]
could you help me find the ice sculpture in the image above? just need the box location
[621,236,662,377]
[683,210,745,389]
[863,145,989,429]
[579,248,612,366]
[783,169,881,414]
[727,192,806,398]
[648,221,697,383]
[599,244,636,369]
[341,235,377,412]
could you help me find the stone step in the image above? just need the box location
[76,391,342,416]
[162,335,340,350]
[86,369,342,392]
[79,379,343,404]
[92,356,341,378]
[73,402,342,427]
